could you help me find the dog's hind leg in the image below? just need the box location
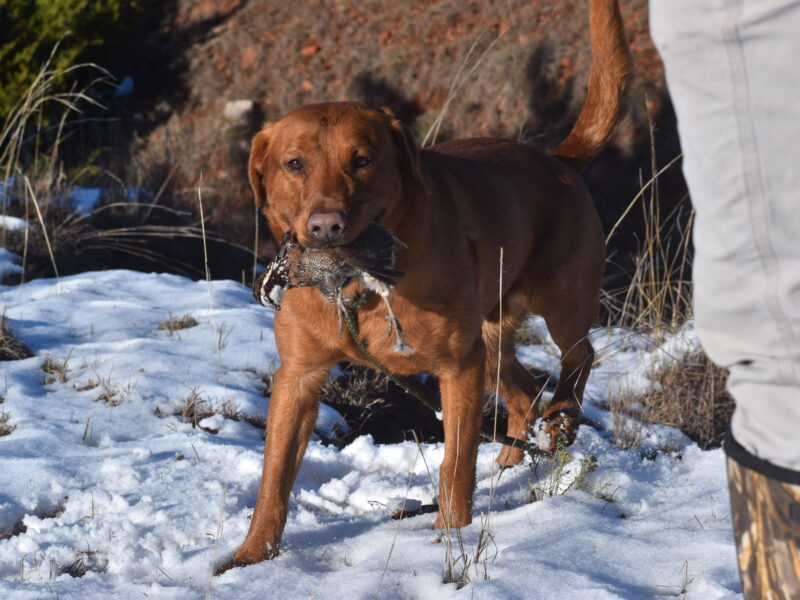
[536,301,596,452]
[482,313,545,467]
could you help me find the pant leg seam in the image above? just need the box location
[722,0,800,387]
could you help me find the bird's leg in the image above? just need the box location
[379,292,414,355]
[335,288,347,338]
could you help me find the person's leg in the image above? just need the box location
[650,1,800,596]
[651,0,800,470]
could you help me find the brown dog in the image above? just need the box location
[222,0,630,569]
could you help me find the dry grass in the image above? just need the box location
[58,547,107,578]
[95,385,121,407]
[41,352,72,384]
[157,313,199,332]
[596,114,733,451]
[318,364,443,446]
[620,352,733,450]
[528,444,598,502]
[168,387,263,433]
[0,40,107,280]
[0,410,16,437]
[602,115,692,338]
[0,316,33,361]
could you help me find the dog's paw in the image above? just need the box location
[214,543,280,575]
[535,410,579,452]
[495,444,525,468]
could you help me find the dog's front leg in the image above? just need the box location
[221,365,329,571]
[433,342,485,530]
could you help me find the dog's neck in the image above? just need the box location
[378,171,432,262]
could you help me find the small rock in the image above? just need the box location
[223,99,255,123]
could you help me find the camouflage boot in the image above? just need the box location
[725,432,800,600]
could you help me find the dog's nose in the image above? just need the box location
[307,211,348,243]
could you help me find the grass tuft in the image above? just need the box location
[0,316,33,361]
[528,440,599,502]
[622,352,733,450]
[58,547,106,578]
[41,351,72,384]
[157,313,199,332]
[171,387,262,433]
[0,410,16,437]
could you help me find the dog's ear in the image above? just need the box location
[249,122,275,208]
[389,119,425,192]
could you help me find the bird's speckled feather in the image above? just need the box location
[253,223,412,354]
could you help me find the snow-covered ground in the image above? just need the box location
[0,261,742,599]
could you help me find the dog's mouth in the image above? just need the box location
[295,212,387,251]
[255,222,405,311]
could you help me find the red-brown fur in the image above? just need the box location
[220,0,631,570]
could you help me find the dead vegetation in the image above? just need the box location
[162,387,263,433]
[157,313,199,332]
[614,352,733,450]
[0,316,33,361]
[317,365,443,445]
[0,44,257,286]
[0,409,15,437]
[58,547,107,578]
[41,351,72,384]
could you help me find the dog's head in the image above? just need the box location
[248,102,423,249]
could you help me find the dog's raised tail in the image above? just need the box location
[549,0,631,173]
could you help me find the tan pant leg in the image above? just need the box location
[651,0,800,470]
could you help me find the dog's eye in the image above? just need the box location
[286,158,304,173]
[353,155,373,169]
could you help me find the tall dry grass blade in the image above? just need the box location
[143,160,181,222]
[467,245,506,584]
[197,175,230,395]
[604,153,682,246]
[603,103,693,334]
[422,31,504,148]
[22,175,58,278]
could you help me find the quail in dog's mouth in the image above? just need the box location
[254,223,412,355]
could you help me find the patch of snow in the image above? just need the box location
[69,187,103,216]
[198,413,226,433]
[0,248,23,280]
[114,76,134,98]
[0,215,28,231]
